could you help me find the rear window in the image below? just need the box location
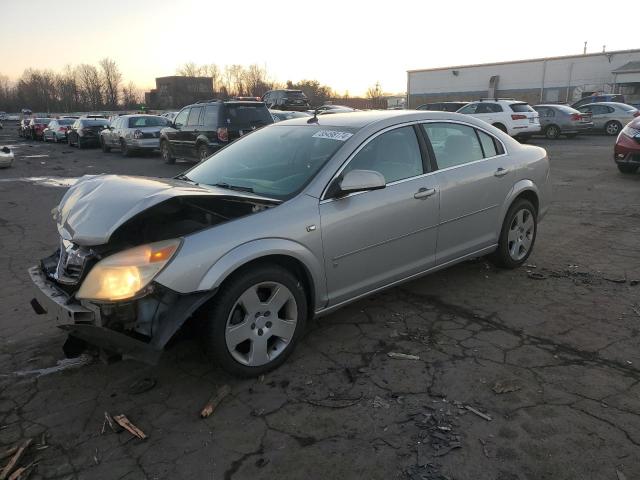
[553,105,579,114]
[223,105,274,127]
[509,103,534,112]
[58,119,74,125]
[127,116,168,128]
[35,118,50,123]
[81,119,109,126]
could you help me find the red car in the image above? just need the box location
[27,118,52,140]
[614,117,640,174]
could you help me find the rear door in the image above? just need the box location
[320,125,440,305]
[168,108,190,156]
[421,122,512,263]
[184,106,203,158]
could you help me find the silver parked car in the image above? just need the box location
[100,114,169,156]
[42,118,75,143]
[533,104,594,139]
[576,102,640,136]
[29,111,551,376]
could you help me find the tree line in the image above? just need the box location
[0,58,141,113]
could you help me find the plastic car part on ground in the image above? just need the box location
[0,146,14,168]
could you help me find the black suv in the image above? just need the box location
[261,90,310,111]
[160,100,274,163]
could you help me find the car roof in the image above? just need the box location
[579,102,633,108]
[276,110,481,129]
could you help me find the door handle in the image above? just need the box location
[494,167,509,177]
[414,187,436,199]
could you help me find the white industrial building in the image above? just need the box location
[407,48,640,108]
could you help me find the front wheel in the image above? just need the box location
[202,265,308,377]
[617,164,638,174]
[161,141,175,164]
[605,121,622,136]
[490,198,537,269]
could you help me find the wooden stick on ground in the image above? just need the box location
[0,447,17,462]
[0,439,32,480]
[7,461,37,480]
[112,415,147,440]
[200,385,231,419]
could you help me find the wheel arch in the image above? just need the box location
[500,180,540,224]
[195,239,327,315]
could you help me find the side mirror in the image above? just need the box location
[333,169,386,197]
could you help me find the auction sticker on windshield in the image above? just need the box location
[312,130,353,141]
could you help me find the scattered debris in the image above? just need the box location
[492,380,522,394]
[0,438,32,480]
[127,377,157,395]
[604,277,627,284]
[34,433,47,451]
[616,470,627,480]
[465,405,492,421]
[258,375,264,383]
[527,272,547,280]
[113,415,147,440]
[93,448,100,465]
[525,264,537,268]
[387,352,420,361]
[306,394,363,409]
[433,442,461,456]
[479,438,491,458]
[372,396,391,409]
[10,354,92,378]
[102,412,116,434]
[0,447,17,462]
[7,460,37,480]
[200,385,231,419]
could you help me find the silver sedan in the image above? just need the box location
[30,111,551,376]
[100,114,169,156]
[576,102,639,136]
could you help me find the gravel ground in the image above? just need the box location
[0,122,639,480]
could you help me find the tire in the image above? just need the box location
[490,198,537,269]
[544,124,560,140]
[493,123,508,134]
[197,143,209,161]
[617,164,638,174]
[565,133,578,139]
[101,137,111,152]
[120,139,132,157]
[202,264,308,377]
[605,121,622,136]
[161,140,175,164]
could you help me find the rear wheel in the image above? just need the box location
[161,140,175,164]
[490,198,537,269]
[202,265,307,377]
[544,124,560,139]
[493,123,508,134]
[120,139,132,157]
[617,164,638,174]
[605,120,622,136]
[197,143,209,161]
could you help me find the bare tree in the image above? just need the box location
[366,81,383,100]
[56,65,80,112]
[122,81,140,109]
[243,64,272,97]
[176,62,202,77]
[99,58,122,109]
[77,64,103,110]
[202,64,222,92]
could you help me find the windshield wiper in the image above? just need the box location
[213,182,254,193]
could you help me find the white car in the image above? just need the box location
[457,99,540,141]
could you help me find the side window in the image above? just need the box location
[606,106,615,113]
[342,126,424,184]
[475,104,492,114]
[187,106,203,126]
[477,130,499,157]
[174,108,189,128]
[458,103,478,114]
[421,123,484,169]
[490,103,503,112]
[203,105,218,126]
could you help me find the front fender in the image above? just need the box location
[196,238,327,310]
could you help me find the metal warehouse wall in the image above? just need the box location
[407,49,640,108]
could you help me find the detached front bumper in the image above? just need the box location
[29,264,216,364]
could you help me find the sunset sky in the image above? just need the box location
[1,0,637,96]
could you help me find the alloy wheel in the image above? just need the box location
[606,121,621,136]
[225,282,298,367]
[507,208,535,261]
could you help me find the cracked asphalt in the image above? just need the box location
[1,122,639,480]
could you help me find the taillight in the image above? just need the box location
[133,129,143,139]
[217,127,228,142]
[511,114,527,120]
[59,127,67,132]
[570,113,581,121]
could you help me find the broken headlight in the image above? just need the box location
[76,239,181,302]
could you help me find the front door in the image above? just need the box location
[420,122,513,264]
[184,106,203,158]
[320,125,440,306]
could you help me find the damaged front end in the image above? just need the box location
[29,174,279,364]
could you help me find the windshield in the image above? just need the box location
[58,119,74,125]
[128,116,168,128]
[186,125,355,200]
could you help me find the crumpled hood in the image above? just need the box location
[55,174,276,246]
